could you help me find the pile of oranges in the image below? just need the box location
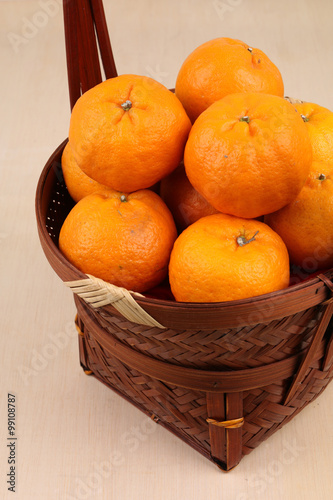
[59,37,333,303]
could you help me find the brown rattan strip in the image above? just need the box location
[284,296,333,404]
[63,0,116,110]
[63,0,103,110]
[77,0,103,94]
[63,0,81,109]
[322,316,333,371]
[89,0,118,79]
[80,341,215,464]
[206,392,243,470]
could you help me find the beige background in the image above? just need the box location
[1,0,333,499]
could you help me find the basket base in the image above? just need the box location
[77,313,219,468]
[79,352,222,468]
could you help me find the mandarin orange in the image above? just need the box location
[175,37,284,122]
[61,142,110,202]
[159,163,219,232]
[184,92,312,219]
[68,74,191,192]
[169,214,290,302]
[293,101,333,164]
[265,162,333,270]
[59,189,177,293]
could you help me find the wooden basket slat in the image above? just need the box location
[89,0,118,79]
[76,0,103,95]
[63,1,81,110]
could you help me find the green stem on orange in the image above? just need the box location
[120,194,127,202]
[121,100,132,111]
[318,173,326,181]
[237,230,259,247]
[240,116,250,123]
[301,114,309,122]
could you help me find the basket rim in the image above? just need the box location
[35,140,333,329]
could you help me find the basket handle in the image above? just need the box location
[63,0,117,110]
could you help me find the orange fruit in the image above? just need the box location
[59,190,177,293]
[68,74,191,192]
[292,101,333,163]
[61,142,110,202]
[175,37,284,122]
[159,163,219,232]
[265,162,333,271]
[169,214,290,303]
[184,92,313,219]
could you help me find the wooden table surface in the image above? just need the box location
[1,1,333,498]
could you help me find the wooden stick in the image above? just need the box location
[63,0,81,109]
[322,315,333,371]
[206,392,243,470]
[89,0,118,79]
[76,0,103,93]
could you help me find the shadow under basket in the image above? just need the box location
[36,140,333,471]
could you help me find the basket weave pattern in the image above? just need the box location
[87,304,322,370]
[76,295,333,463]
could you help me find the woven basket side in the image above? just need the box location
[81,296,324,370]
[76,301,333,468]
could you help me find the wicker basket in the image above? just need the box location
[35,0,333,471]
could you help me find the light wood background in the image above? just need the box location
[1,1,333,499]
